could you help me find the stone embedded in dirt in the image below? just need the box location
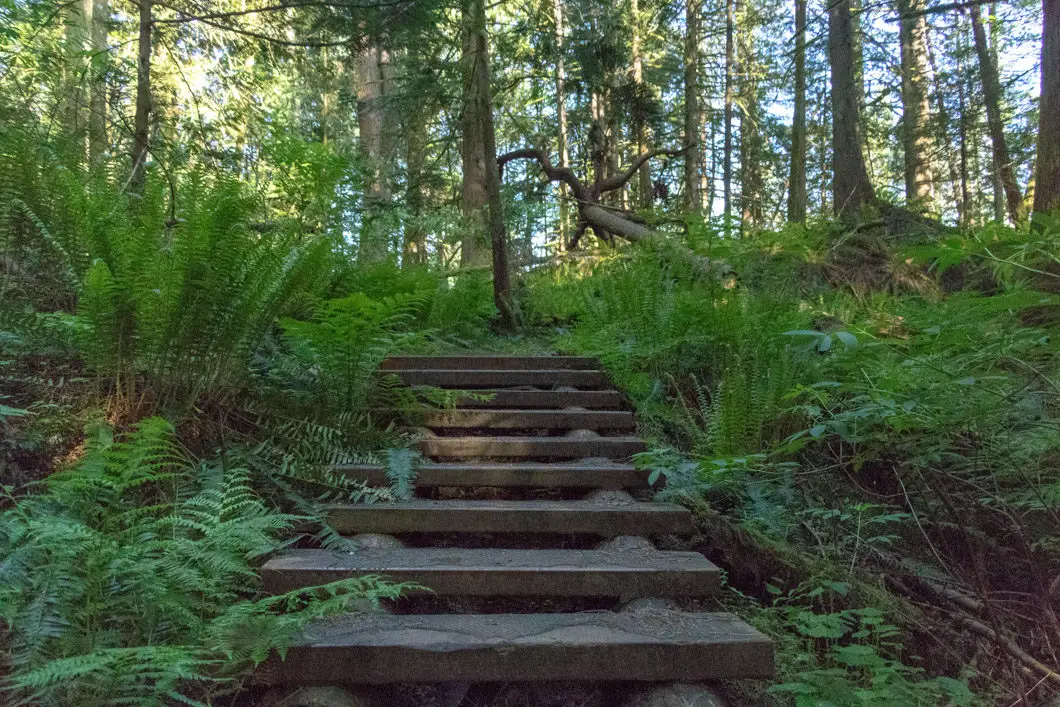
[261,686,375,707]
[619,596,680,614]
[555,385,579,392]
[575,456,622,466]
[598,535,655,552]
[350,533,404,549]
[566,428,601,439]
[585,488,635,505]
[623,683,727,707]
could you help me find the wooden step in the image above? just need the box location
[391,369,606,389]
[261,611,774,684]
[323,499,694,536]
[417,436,646,460]
[409,409,635,431]
[262,547,721,597]
[332,462,651,489]
[444,389,625,410]
[383,355,599,370]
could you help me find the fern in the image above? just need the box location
[0,418,405,705]
[383,447,419,502]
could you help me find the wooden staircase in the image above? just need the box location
[259,355,773,695]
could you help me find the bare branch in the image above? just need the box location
[597,144,693,194]
[497,148,589,200]
[887,0,993,21]
[153,0,413,24]
[153,0,353,46]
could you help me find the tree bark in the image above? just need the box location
[737,0,762,229]
[723,0,734,221]
[464,0,515,329]
[969,4,1026,224]
[897,0,936,213]
[356,44,392,262]
[461,8,490,267]
[684,0,703,211]
[957,36,972,225]
[632,0,652,209]
[63,0,94,160]
[89,0,108,162]
[129,0,152,196]
[554,0,571,244]
[988,4,1005,222]
[788,0,808,224]
[403,110,428,267]
[828,0,876,216]
[925,24,965,221]
[1035,0,1060,215]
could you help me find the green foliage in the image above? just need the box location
[2,146,333,418]
[0,418,408,706]
[383,447,420,502]
[526,224,1060,701]
[271,292,423,414]
[767,583,975,706]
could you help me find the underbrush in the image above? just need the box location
[526,218,1060,705]
[0,417,410,706]
[0,141,466,703]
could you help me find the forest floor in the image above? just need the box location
[3,217,1059,705]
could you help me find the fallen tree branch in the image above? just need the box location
[597,145,693,195]
[497,145,727,277]
[885,569,1060,688]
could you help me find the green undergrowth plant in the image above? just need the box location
[765,581,976,706]
[527,223,1058,700]
[0,417,411,706]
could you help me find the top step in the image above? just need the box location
[382,355,599,371]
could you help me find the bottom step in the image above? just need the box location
[263,611,773,684]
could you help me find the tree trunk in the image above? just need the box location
[817,85,830,216]
[723,0,734,222]
[1035,0,1060,215]
[737,0,762,229]
[632,0,652,209]
[956,27,973,226]
[897,0,935,213]
[63,0,92,150]
[403,111,428,267]
[554,0,571,244]
[684,0,702,211]
[925,24,965,221]
[969,4,1026,225]
[828,0,876,216]
[129,0,152,195]
[89,0,108,162]
[356,44,392,262]
[788,0,807,224]
[461,9,491,267]
[988,4,1005,222]
[465,0,515,329]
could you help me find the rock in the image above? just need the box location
[566,428,601,439]
[350,533,404,549]
[623,683,727,707]
[585,488,635,504]
[598,535,655,551]
[575,456,619,466]
[619,596,679,614]
[261,686,375,707]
